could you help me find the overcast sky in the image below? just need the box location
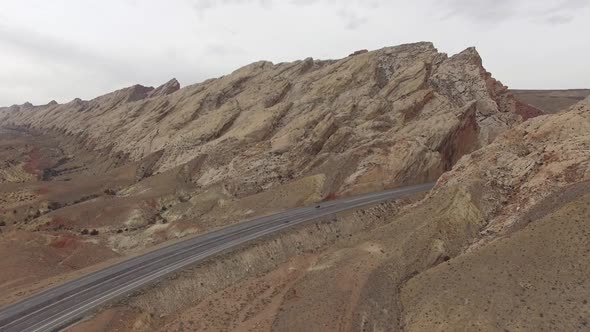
[1,0,589,106]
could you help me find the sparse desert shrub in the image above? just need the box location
[0,221,6,226]
[48,202,62,210]
[104,188,117,195]
[90,229,99,236]
[81,229,89,235]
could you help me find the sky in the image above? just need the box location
[1,0,589,106]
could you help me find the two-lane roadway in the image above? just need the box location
[0,182,434,332]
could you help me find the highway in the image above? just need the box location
[0,182,434,332]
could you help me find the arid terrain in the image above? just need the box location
[0,42,588,331]
[512,89,590,113]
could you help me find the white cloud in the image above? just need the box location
[437,0,590,23]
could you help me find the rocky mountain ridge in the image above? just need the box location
[0,42,541,199]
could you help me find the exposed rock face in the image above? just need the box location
[0,42,540,199]
[349,49,368,57]
[435,96,590,236]
[391,95,590,332]
[147,78,180,98]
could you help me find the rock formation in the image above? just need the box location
[0,42,540,200]
[147,78,181,98]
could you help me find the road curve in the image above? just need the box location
[0,182,434,332]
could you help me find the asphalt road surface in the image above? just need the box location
[0,182,435,332]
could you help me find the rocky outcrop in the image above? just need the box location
[349,49,368,57]
[388,96,590,332]
[0,42,541,199]
[435,96,590,236]
[147,78,180,98]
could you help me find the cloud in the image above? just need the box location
[439,0,514,21]
[191,0,381,30]
[0,24,133,77]
[204,43,247,57]
[1,0,589,105]
[192,0,273,16]
[192,0,385,9]
[540,0,590,24]
[0,22,216,105]
[543,14,574,25]
[336,9,369,30]
[552,0,590,11]
[436,0,590,24]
